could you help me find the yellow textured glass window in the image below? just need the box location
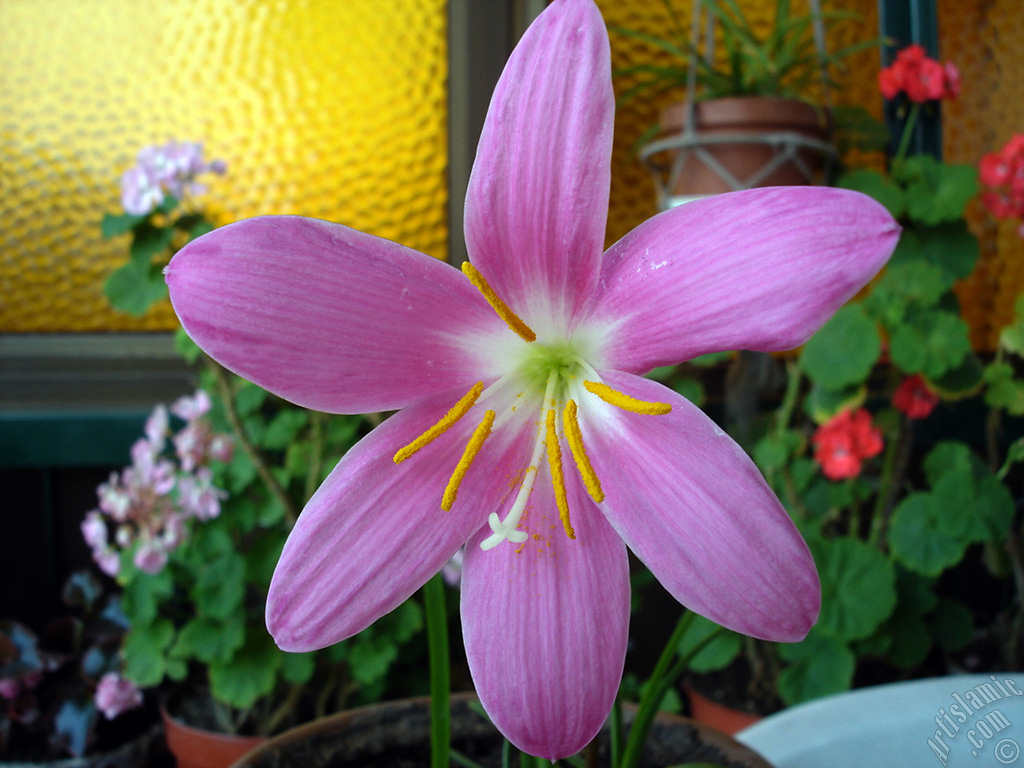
[0,0,448,333]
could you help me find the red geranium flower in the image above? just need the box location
[980,134,1024,233]
[812,409,884,481]
[892,375,940,419]
[878,44,960,104]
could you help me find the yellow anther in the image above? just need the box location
[442,409,495,511]
[563,400,604,503]
[461,262,537,343]
[583,380,672,415]
[544,409,575,540]
[393,382,484,463]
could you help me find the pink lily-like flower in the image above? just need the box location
[165,0,898,757]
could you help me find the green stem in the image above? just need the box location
[774,359,803,438]
[610,697,624,768]
[893,102,921,167]
[620,611,695,768]
[869,417,909,549]
[305,411,325,502]
[424,574,450,768]
[210,361,299,525]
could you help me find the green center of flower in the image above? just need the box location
[391,263,672,551]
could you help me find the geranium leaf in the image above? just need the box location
[889,493,968,576]
[676,614,743,673]
[836,168,905,218]
[799,304,880,390]
[193,552,246,621]
[208,629,282,709]
[811,537,896,641]
[122,618,174,687]
[777,630,854,705]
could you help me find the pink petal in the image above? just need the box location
[464,0,612,331]
[166,216,503,414]
[591,187,900,372]
[267,388,533,651]
[584,371,820,642]
[461,471,629,759]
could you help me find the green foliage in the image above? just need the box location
[612,0,876,103]
[777,629,855,704]
[676,614,743,673]
[799,304,880,391]
[812,537,896,642]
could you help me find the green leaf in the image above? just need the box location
[882,611,931,668]
[262,408,309,450]
[1000,299,1024,355]
[922,442,976,487]
[281,651,316,685]
[892,223,979,282]
[689,351,733,367]
[889,309,971,379]
[129,222,175,267]
[930,353,983,399]
[120,568,173,625]
[104,261,169,316]
[777,630,855,705]
[894,567,938,617]
[347,635,400,687]
[812,537,896,642]
[753,430,802,474]
[676,615,742,673]
[192,552,246,620]
[174,327,203,364]
[799,304,880,390]
[234,382,270,417]
[803,383,866,423]
[101,211,148,238]
[671,378,705,406]
[836,169,905,218]
[888,493,968,576]
[928,598,974,651]
[984,362,1024,415]
[208,629,282,709]
[171,615,245,664]
[898,157,979,225]
[122,618,174,687]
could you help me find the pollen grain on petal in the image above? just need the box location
[583,380,671,415]
[393,381,484,463]
[544,409,575,540]
[461,261,537,342]
[563,399,604,503]
[442,409,496,511]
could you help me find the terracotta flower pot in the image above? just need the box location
[654,97,831,197]
[684,681,764,736]
[160,709,265,768]
[230,693,776,768]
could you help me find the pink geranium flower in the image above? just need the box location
[165,0,898,757]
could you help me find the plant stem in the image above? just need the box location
[263,683,303,735]
[619,611,694,768]
[305,411,325,501]
[774,359,803,438]
[424,574,450,768]
[893,102,921,167]
[869,417,910,549]
[610,697,624,768]
[210,361,299,525]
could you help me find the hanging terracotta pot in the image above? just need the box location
[230,693,776,768]
[160,708,265,768]
[650,97,832,200]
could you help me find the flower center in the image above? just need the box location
[392,262,671,551]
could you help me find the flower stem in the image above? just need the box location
[619,610,694,768]
[774,359,802,438]
[893,102,921,167]
[209,361,299,525]
[424,574,450,768]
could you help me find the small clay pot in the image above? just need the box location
[160,708,265,768]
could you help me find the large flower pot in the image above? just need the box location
[161,708,265,768]
[737,674,1024,767]
[652,97,831,199]
[230,693,775,768]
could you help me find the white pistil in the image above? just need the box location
[479,370,559,551]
